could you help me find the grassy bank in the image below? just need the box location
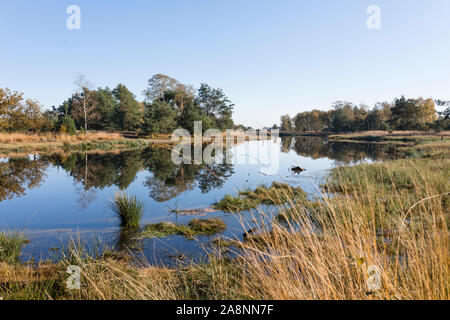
[0,132,158,156]
[1,152,448,300]
[328,131,450,145]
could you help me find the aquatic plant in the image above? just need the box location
[0,231,29,264]
[110,192,144,229]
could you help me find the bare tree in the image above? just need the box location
[72,73,99,131]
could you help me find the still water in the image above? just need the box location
[0,137,400,265]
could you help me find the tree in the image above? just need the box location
[0,88,24,132]
[417,98,437,126]
[280,115,293,132]
[143,74,180,102]
[95,87,119,130]
[390,96,422,130]
[22,99,44,133]
[71,74,100,131]
[143,74,195,113]
[195,84,234,129]
[113,84,142,131]
[143,101,178,135]
[59,115,77,135]
[178,101,214,133]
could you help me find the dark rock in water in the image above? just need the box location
[291,166,305,173]
[242,228,258,241]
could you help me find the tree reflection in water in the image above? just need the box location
[0,145,235,206]
[0,138,401,206]
[281,136,401,165]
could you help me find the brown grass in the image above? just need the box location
[0,132,123,144]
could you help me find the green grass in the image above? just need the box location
[141,218,226,240]
[0,231,29,264]
[110,192,144,229]
[188,218,226,235]
[214,182,307,213]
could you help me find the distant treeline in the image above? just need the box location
[280,98,450,133]
[0,74,235,135]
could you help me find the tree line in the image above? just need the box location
[0,74,235,135]
[280,97,450,133]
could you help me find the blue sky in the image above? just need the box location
[1,0,449,127]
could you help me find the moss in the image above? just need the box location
[214,182,307,213]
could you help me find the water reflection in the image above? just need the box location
[0,138,408,264]
[0,146,235,204]
[0,155,47,201]
[0,138,402,205]
[280,136,401,165]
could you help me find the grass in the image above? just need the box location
[110,192,144,229]
[0,132,123,144]
[214,182,307,213]
[0,231,29,264]
[141,218,226,240]
[0,144,448,300]
[329,131,450,146]
[0,132,159,156]
[188,218,226,235]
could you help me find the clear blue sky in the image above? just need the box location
[1,0,449,127]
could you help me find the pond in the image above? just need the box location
[0,137,401,265]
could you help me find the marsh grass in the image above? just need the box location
[1,157,448,300]
[0,231,29,264]
[214,182,307,213]
[141,218,226,240]
[110,192,144,229]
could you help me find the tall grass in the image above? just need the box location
[234,158,449,299]
[1,158,448,300]
[0,231,28,264]
[110,192,144,229]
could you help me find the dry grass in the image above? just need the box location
[332,130,450,137]
[234,159,449,300]
[0,158,448,300]
[0,132,123,144]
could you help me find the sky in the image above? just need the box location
[1,0,449,128]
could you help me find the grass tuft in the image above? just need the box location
[110,192,144,229]
[0,231,29,264]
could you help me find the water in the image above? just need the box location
[0,137,400,265]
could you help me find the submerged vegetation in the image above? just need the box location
[214,182,307,212]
